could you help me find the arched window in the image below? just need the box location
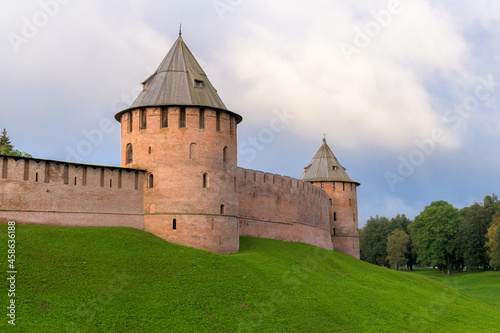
[220,204,225,214]
[329,198,332,206]
[223,146,228,162]
[148,173,154,188]
[126,143,133,164]
[203,173,209,188]
[190,143,197,159]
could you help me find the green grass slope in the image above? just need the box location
[1,224,499,332]
[436,271,500,307]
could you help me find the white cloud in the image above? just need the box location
[217,0,472,151]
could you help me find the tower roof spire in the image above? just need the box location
[299,139,359,185]
[115,34,242,123]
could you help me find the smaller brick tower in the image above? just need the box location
[115,33,242,253]
[300,138,360,258]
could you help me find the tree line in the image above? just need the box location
[0,128,31,157]
[360,194,500,274]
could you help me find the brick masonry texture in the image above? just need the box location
[237,168,333,250]
[0,156,145,229]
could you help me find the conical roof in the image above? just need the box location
[299,138,359,185]
[115,34,241,123]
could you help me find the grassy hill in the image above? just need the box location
[408,269,500,307]
[1,224,499,332]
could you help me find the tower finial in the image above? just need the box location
[323,134,326,143]
[179,23,182,37]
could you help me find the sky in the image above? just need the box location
[1,0,500,227]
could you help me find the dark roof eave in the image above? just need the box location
[301,178,361,186]
[114,104,243,124]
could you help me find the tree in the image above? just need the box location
[390,214,417,270]
[0,128,31,157]
[412,201,462,275]
[0,128,13,153]
[486,218,500,271]
[455,203,491,269]
[360,216,392,266]
[386,229,409,270]
[483,194,500,220]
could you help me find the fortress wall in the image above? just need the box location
[237,168,333,250]
[0,156,145,229]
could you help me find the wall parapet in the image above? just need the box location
[0,155,146,229]
[237,167,332,250]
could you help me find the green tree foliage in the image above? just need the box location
[455,203,492,269]
[486,218,500,271]
[412,201,462,275]
[390,214,417,270]
[483,194,500,219]
[0,128,32,157]
[386,229,409,270]
[360,216,391,266]
[360,214,415,268]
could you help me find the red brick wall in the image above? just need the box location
[314,181,360,258]
[118,106,240,253]
[237,168,333,250]
[0,156,145,229]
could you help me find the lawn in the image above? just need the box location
[1,224,499,332]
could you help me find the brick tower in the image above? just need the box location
[300,138,360,258]
[114,33,242,253]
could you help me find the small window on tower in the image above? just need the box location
[321,182,324,189]
[126,143,133,164]
[179,107,186,128]
[140,109,147,129]
[216,111,221,132]
[199,108,205,129]
[332,166,338,171]
[203,173,209,188]
[194,80,203,89]
[161,108,168,128]
[148,174,154,188]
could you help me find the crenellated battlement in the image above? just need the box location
[237,168,333,250]
[0,155,145,229]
